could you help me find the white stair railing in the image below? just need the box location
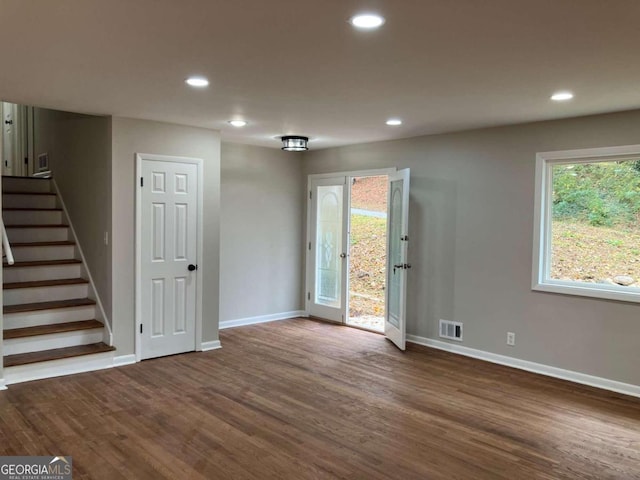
[2,220,14,265]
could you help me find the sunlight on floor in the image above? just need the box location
[347,315,384,332]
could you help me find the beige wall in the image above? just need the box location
[111,117,220,355]
[33,108,113,322]
[304,109,640,386]
[220,143,304,322]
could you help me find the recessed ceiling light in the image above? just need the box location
[551,91,574,101]
[228,120,247,127]
[386,119,402,126]
[185,76,209,88]
[350,13,385,29]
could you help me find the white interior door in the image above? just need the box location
[308,176,348,322]
[385,168,410,350]
[140,159,198,359]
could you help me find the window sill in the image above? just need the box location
[533,281,640,304]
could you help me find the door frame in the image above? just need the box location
[135,153,204,362]
[305,168,396,321]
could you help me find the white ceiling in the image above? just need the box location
[1,0,639,149]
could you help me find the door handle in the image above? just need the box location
[339,253,347,259]
[188,264,198,271]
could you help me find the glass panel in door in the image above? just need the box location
[308,177,348,322]
[316,185,343,308]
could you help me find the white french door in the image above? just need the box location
[385,169,410,350]
[307,168,411,345]
[307,176,349,322]
[138,156,199,360]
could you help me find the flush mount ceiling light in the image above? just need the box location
[551,91,574,101]
[386,118,403,126]
[350,13,385,29]
[228,120,248,127]
[281,136,309,151]
[185,76,209,87]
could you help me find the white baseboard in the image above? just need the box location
[113,354,137,367]
[219,310,306,330]
[201,340,222,351]
[407,335,640,399]
[0,379,6,391]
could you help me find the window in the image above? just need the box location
[533,145,640,303]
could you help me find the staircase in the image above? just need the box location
[2,176,114,385]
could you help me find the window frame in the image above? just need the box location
[533,144,640,303]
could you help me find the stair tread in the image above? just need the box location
[4,320,104,340]
[3,342,114,368]
[3,259,82,268]
[2,207,62,211]
[11,241,75,247]
[5,224,69,228]
[4,298,96,314]
[4,278,89,290]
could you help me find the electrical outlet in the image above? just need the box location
[507,332,515,346]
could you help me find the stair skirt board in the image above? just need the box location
[4,328,104,356]
[3,350,115,386]
[3,263,83,283]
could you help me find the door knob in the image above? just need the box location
[188,264,198,271]
[339,253,347,259]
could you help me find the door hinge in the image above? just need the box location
[309,191,312,200]
[140,324,143,334]
[24,157,28,165]
[140,177,144,187]
[308,241,311,251]
[401,235,409,241]
[307,292,311,301]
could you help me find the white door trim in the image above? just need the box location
[135,153,204,362]
[305,168,396,318]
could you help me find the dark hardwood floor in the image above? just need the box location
[1,318,639,479]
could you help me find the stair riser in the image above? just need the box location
[2,194,57,209]
[3,305,97,329]
[4,329,104,356]
[4,284,89,305]
[6,227,70,243]
[3,264,82,283]
[3,210,63,225]
[12,245,75,262]
[3,350,113,386]
[2,178,52,193]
